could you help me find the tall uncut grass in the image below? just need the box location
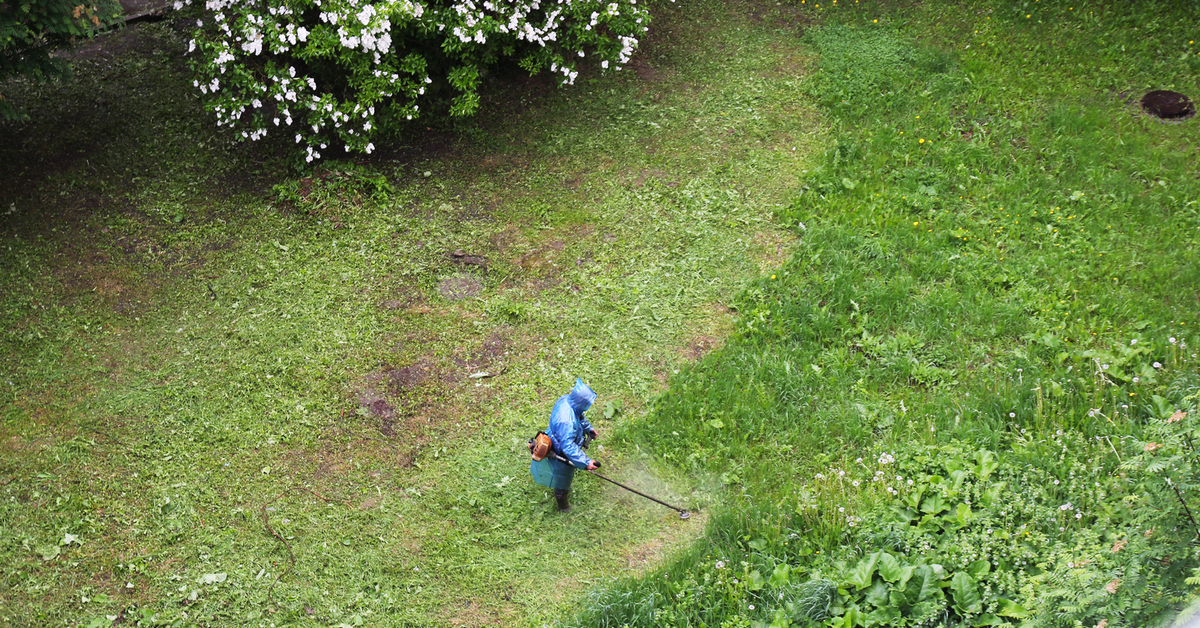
[577,1,1200,626]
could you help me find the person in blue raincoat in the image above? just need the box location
[530,379,601,512]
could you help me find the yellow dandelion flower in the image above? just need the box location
[919,138,925,143]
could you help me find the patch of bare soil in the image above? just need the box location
[684,334,725,362]
[438,274,485,301]
[630,168,678,188]
[621,509,709,573]
[444,600,516,627]
[379,283,426,312]
[516,240,566,272]
[629,56,676,84]
[752,229,797,272]
[489,225,528,256]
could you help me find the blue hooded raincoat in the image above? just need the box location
[530,379,596,491]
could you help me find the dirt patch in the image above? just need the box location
[771,46,812,79]
[684,335,725,362]
[629,57,674,84]
[471,330,513,371]
[379,284,426,311]
[751,229,797,272]
[517,240,565,272]
[630,168,677,188]
[447,249,489,268]
[386,356,444,392]
[489,225,527,256]
[444,600,512,627]
[438,274,485,301]
[620,508,710,573]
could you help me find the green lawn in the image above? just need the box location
[4,0,1200,627]
[0,1,824,626]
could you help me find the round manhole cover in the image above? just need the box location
[1142,90,1195,120]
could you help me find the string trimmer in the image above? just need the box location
[537,440,691,520]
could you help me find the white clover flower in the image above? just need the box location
[1153,362,1162,369]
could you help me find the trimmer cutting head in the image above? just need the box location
[679,511,691,520]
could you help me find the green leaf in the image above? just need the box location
[866,605,901,626]
[709,418,725,429]
[920,492,947,515]
[971,614,1001,627]
[38,545,60,561]
[770,562,791,587]
[889,576,921,610]
[841,177,857,190]
[966,560,991,579]
[748,569,766,591]
[952,502,973,528]
[749,538,768,551]
[950,468,968,489]
[877,552,904,583]
[914,565,945,604]
[950,572,983,614]
[846,552,880,590]
[895,565,916,590]
[865,579,889,607]
[994,598,1028,618]
[980,482,1005,508]
[902,485,925,510]
[975,450,999,482]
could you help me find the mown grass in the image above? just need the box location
[0,1,825,626]
[573,1,1200,626]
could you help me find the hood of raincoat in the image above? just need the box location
[568,378,596,413]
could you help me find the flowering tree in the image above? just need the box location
[1,0,123,120]
[178,0,653,161]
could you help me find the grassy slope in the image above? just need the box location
[0,2,824,627]
[570,0,1200,626]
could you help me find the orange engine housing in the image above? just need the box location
[529,432,553,461]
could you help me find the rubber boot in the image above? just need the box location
[554,489,570,512]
